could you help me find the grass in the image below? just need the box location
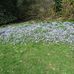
[0,41,74,74]
[0,21,74,74]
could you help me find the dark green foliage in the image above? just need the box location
[0,5,17,25]
[17,0,36,19]
[0,0,74,25]
[0,0,18,16]
[0,0,18,24]
[54,0,62,13]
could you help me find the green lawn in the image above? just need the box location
[0,42,74,74]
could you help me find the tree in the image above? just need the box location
[54,0,62,14]
[0,0,18,24]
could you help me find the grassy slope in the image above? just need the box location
[0,42,74,74]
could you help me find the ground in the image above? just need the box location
[0,21,74,74]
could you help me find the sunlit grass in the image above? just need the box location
[0,42,74,74]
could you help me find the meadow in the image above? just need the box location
[0,21,74,74]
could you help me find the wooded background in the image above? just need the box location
[0,0,74,24]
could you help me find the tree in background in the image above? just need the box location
[54,0,62,16]
[62,0,74,19]
[0,0,74,25]
[17,0,39,19]
[16,0,55,20]
[0,0,18,24]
